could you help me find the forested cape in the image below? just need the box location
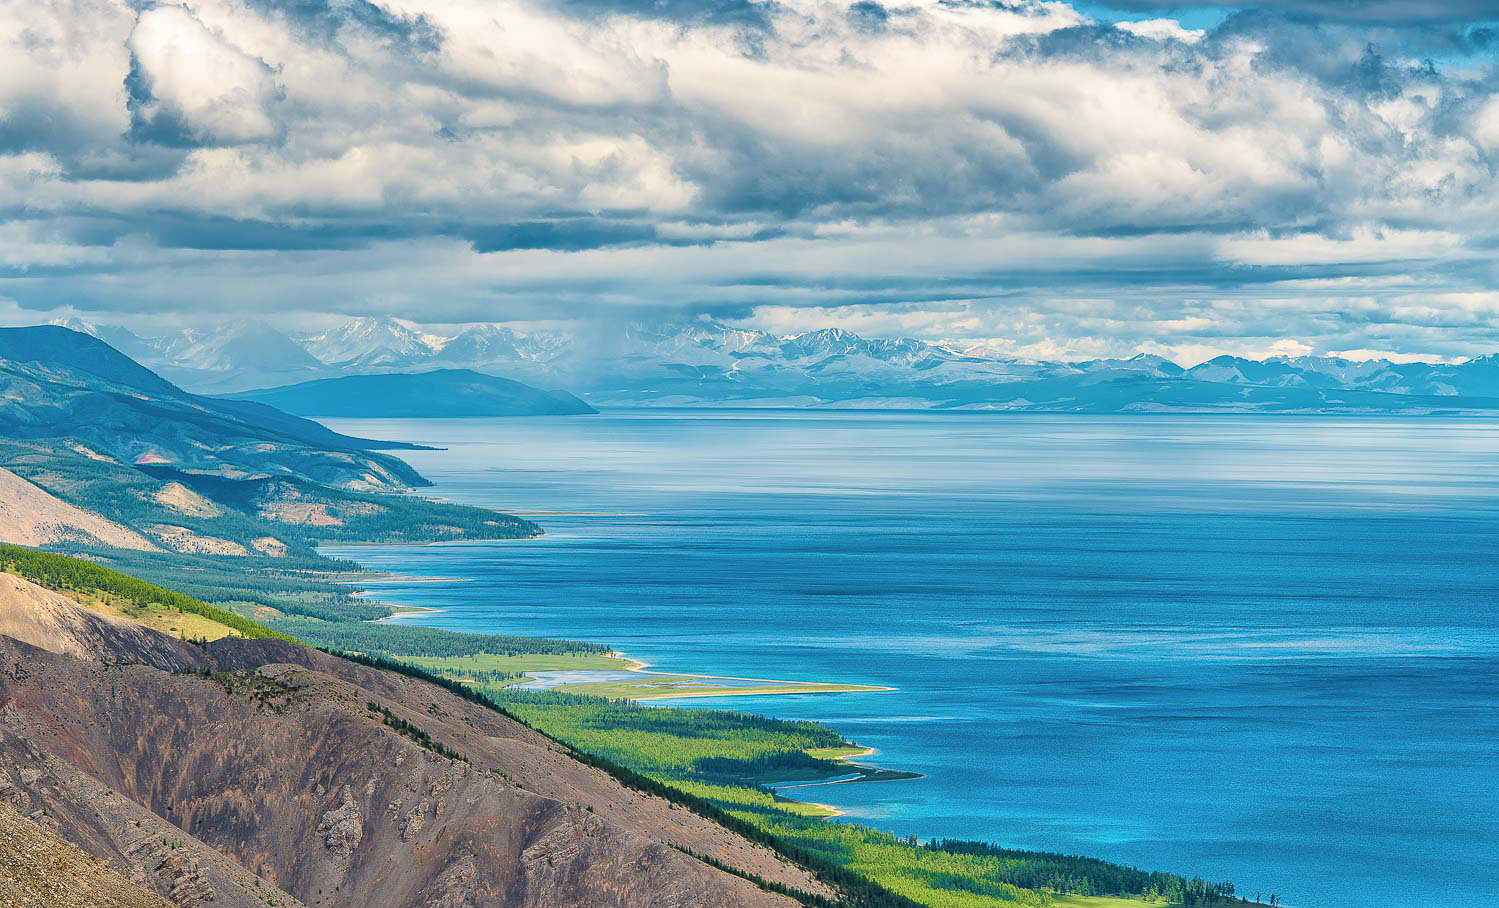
[0,546,1251,908]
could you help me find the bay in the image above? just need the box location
[324,411,1499,908]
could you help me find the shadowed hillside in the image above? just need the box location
[0,326,429,492]
[0,327,541,560]
[228,369,597,418]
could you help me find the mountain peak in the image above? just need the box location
[781,327,869,357]
[46,316,99,336]
[302,317,441,366]
[0,324,181,397]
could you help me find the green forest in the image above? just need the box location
[271,617,610,658]
[478,687,1240,908]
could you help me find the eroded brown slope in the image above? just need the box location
[0,579,828,908]
[0,572,212,671]
[0,465,157,550]
[0,740,306,908]
[208,638,831,899]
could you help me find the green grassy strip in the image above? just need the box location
[475,690,1237,906]
[0,544,299,644]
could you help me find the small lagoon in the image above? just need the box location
[510,670,643,690]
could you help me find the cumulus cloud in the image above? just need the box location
[127,5,281,145]
[1114,17,1203,43]
[3,0,1499,358]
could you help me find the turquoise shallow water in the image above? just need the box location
[324,411,1499,908]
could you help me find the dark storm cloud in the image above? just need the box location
[246,0,443,50]
[549,0,776,28]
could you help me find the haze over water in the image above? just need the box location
[325,412,1499,908]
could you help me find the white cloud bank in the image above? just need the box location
[3,0,1499,358]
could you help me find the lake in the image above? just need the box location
[324,411,1499,908]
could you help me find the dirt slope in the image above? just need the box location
[0,803,176,908]
[0,572,211,671]
[0,587,829,908]
[0,466,156,550]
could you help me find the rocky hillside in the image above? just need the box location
[0,803,181,908]
[0,571,227,670]
[0,571,827,908]
[0,466,156,551]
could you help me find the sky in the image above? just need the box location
[5,0,1499,362]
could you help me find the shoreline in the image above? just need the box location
[373,605,443,623]
[509,654,895,701]
[510,512,647,517]
[796,800,845,819]
[327,571,469,585]
[324,541,909,817]
[628,683,894,700]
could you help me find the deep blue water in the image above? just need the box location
[324,411,1499,908]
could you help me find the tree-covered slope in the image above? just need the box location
[0,544,296,643]
[0,325,429,492]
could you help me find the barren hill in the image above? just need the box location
[0,466,156,550]
[0,573,826,908]
[0,572,209,670]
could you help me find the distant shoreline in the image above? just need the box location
[373,605,442,622]
[328,561,898,702]
[341,574,467,585]
[608,654,895,700]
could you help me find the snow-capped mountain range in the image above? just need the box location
[44,317,1499,413]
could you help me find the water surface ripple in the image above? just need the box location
[325,412,1499,908]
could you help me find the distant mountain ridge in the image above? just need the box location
[43,316,1499,413]
[228,369,598,418]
